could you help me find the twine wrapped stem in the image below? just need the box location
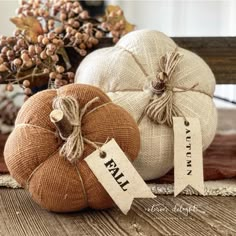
[144,48,211,127]
[118,46,212,127]
[50,109,73,139]
[50,95,99,163]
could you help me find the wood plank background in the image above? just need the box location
[0,189,235,236]
[173,37,236,84]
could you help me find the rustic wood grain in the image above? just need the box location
[173,37,236,84]
[0,189,235,236]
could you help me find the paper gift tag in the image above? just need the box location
[173,117,205,197]
[85,139,155,215]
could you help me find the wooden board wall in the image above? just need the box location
[173,37,236,84]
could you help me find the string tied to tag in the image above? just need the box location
[50,95,100,163]
[144,48,211,127]
[49,94,111,207]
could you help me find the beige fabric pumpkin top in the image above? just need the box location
[76,30,217,180]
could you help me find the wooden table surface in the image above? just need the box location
[0,188,235,236]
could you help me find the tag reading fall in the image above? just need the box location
[85,139,155,215]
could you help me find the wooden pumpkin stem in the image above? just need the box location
[50,109,73,139]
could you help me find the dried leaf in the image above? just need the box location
[105,5,135,34]
[10,16,44,43]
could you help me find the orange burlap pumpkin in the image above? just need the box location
[4,84,140,212]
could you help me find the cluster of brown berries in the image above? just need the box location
[0,31,74,98]
[16,0,105,56]
[0,0,131,99]
[101,9,127,43]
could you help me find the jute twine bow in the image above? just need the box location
[51,95,100,163]
[23,93,110,206]
[143,48,211,127]
[49,94,111,206]
[118,45,212,127]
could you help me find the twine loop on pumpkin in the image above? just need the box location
[50,95,111,207]
[118,45,213,127]
[144,48,212,127]
[52,95,100,163]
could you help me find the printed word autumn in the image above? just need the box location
[185,123,193,176]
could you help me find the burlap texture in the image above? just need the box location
[75,29,217,180]
[4,84,140,212]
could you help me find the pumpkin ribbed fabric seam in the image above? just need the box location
[19,95,114,209]
[117,45,213,127]
[50,94,114,209]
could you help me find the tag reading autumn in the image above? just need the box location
[173,117,205,196]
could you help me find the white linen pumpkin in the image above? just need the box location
[75,30,217,180]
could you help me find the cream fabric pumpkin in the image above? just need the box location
[75,30,217,180]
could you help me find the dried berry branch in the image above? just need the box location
[0,0,134,100]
